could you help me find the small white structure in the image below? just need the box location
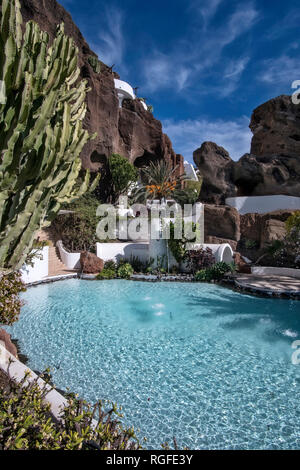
[184,161,198,181]
[20,246,49,284]
[56,240,81,270]
[226,195,300,215]
[114,79,135,108]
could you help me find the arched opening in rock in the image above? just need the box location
[134,152,161,169]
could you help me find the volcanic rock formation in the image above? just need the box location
[20,0,183,188]
[194,95,300,203]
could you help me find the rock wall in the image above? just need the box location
[205,205,295,255]
[194,95,300,204]
[20,0,183,184]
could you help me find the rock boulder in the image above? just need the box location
[193,142,236,204]
[0,329,18,358]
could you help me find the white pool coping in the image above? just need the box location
[0,343,68,421]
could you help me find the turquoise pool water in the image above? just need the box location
[5,279,300,449]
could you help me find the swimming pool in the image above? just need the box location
[5,279,300,449]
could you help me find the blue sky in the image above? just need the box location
[60,0,300,162]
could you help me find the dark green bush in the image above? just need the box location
[109,154,138,201]
[117,263,134,279]
[0,369,140,450]
[195,262,235,282]
[0,271,26,325]
[52,192,101,253]
[104,260,117,271]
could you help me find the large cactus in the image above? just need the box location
[0,0,100,270]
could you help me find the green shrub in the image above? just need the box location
[129,256,154,273]
[52,191,101,253]
[0,369,140,450]
[174,178,203,206]
[117,263,134,279]
[0,272,26,325]
[109,154,139,201]
[104,260,117,271]
[286,211,300,234]
[195,262,235,282]
[96,268,116,280]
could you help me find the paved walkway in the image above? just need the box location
[234,274,300,297]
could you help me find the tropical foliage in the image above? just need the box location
[0,0,99,270]
[132,160,181,202]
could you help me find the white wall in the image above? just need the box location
[57,241,81,270]
[21,246,49,284]
[97,242,149,263]
[252,266,300,279]
[225,195,300,215]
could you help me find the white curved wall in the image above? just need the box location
[97,242,149,263]
[114,79,135,107]
[57,240,81,270]
[21,247,49,284]
[226,195,300,215]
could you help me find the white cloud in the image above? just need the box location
[162,116,252,162]
[192,0,223,27]
[266,9,300,40]
[141,3,258,96]
[92,7,126,72]
[259,55,300,87]
[142,52,192,93]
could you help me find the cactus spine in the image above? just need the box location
[0,0,100,270]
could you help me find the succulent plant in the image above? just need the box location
[0,0,100,270]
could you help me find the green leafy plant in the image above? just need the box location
[0,0,100,270]
[168,220,198,263]
[0,271,26,325]
[195,262,235,282]
[0,368,140,450]
[109,154,139,202]
[52,191,101,253]
[117,263,134,279]
[286,211,300,234]
[104,260,117,271]
[96,268,116,280]
[129,255,154,273]
[244,239,258,250]
[174,178,203,206]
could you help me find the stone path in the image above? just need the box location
[234,274,300,298]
